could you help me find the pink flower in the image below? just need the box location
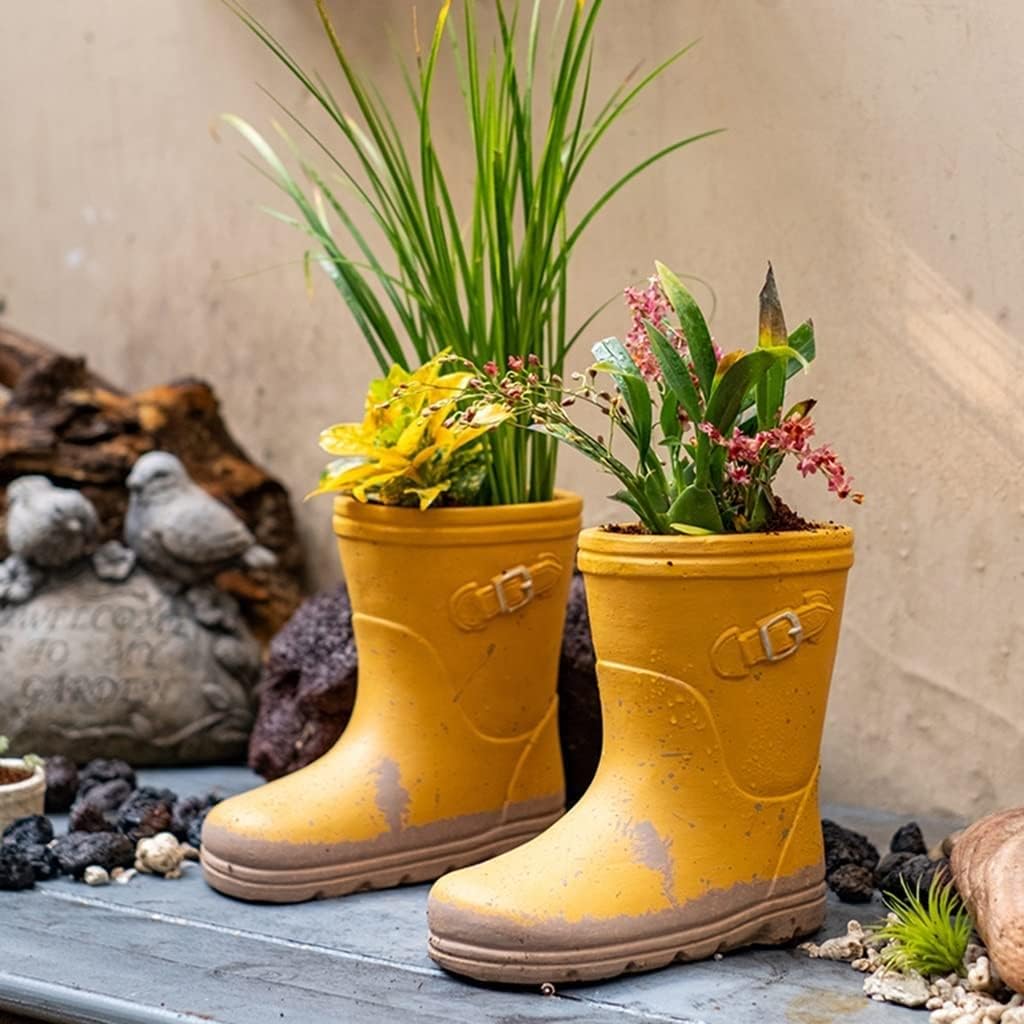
[483,361,498,377]
[698,414,860,503]
[623,278,687,383]
[507,355,524,371]
[726,462,751,485]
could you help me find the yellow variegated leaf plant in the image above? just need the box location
[309,354,510,510]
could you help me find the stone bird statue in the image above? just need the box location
[6,475,99,569]
[124,451,276,584]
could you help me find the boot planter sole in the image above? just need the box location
[428,877,826,984]
[200,801,563,903]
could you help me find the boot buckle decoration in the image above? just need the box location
[710,591,833,678]
[758,610,803,661]
[492,565,534,613]
[449,554,563,631]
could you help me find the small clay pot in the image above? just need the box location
[0,758,46,835]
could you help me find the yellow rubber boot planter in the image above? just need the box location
[201,492,582,903]
[428,524,853,983]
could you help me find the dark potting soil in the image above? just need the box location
[762,498,816,533]
[600,499,822,535]
[601,522,650,534]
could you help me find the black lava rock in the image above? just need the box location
[822,819,880,874]
[170,793,220,844]
[186,804,216,850]
[0,845,35,890]
[558,573,602,808]
[69,778,133,833]
[875,851,915,887]
[52,831,134,878]
[115,786,177,842]
[827,863,876,903]
[44,756,79,813]
[78,759,136,795]
[21,843,60,881]
[876,852,952,903]
[2,814,54,847]
[890,821,928,856]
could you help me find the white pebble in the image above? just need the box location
[83,865,109,886]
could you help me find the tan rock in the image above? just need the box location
[134,832,186,879]
[864,968,931,1007]
[952,809,1024,994]
[799,919,867,961]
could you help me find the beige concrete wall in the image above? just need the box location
[2,2,1021,819]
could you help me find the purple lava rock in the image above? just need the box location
[52,831,134,878]
[77,759,136,796]
[43,756,79,813]
[69,778,133,833]
[115,786,177,842]
[170,793,220,845]
[247,583,357,781]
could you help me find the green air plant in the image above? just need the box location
[460,261,862,534]
[224,0,719,505]
[874,875,974,977]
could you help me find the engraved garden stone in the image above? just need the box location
[0,462,264,764]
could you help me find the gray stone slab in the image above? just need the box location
[0,766,958,1024]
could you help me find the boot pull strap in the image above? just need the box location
[710,590,834,679]
[449,554,564,632]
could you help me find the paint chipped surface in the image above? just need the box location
[630,819,678,907]
[373,756,410,833]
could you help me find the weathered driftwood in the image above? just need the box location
[0,325,304,641]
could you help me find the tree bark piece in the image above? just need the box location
[0,326,304,641]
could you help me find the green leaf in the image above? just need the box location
[659,390,681,443]
[738,320,815,425]
[669,522,715,536]
[756,264,788,429]
[611,488,649,522]
[592,336,640,377]
[655,261,716,397]
[642,469,670,513]
[787,318,816,372]
[705,346,801,436]
[620,374,653,463]
[592,337,652,462]
[667,484,724,532]
[645,322,702,424]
